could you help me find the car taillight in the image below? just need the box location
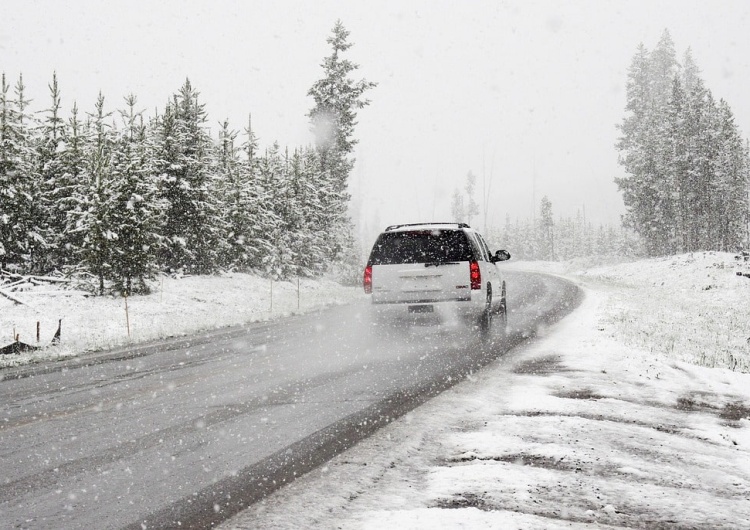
[470,260,481,290]
[363,265,373,294]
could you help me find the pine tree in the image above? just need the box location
[666,75,689,251]
[108,94,162,293]
[37,72,70,270]
[616,43,660,254]
[59,102,88,270]
[464,171,479,225]
[236,115,274,271]
[256,143,286,279]
[450,189,465,223]
[0,74,41,271]
[617,32,750,255]
[217,118,247,270]
[0,73,19,269]
[538,196,554,260]
[301,145,332,274]
[307,20,375,264]
[72,93,116,294]
[156,79,225,274]
[714,100,749,251]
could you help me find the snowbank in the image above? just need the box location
[509,252,750,372]
[0,273,363,368]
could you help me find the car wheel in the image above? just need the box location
[497,281,508,329]
[479,285,493,335]
[493,281,507,312]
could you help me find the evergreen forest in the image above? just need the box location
[616,30,750,256]
[0,21,374,294]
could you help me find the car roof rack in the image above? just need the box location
[384,222,471,232]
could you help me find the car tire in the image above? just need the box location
[497,281,508,331]
[479,285,493,335]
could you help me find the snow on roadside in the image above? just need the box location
[508,252,750,372]
[221,253,750,529]
[0,273,363,368]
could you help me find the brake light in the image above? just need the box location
[470,260,481,290]
[363,265,373,294]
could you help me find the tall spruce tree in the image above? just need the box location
[37,72,70,270]
[156,79,225,274]
[108,95,162,293]
[307,20,375,264]
[0,73,20,270]
[217,118,245,270]
[73,93,116,294]
[538,196,554,260]
[59,102,88,270]
[0,74,42,271]
[237,115,274,271]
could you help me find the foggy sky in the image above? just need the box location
[2,0,749,246]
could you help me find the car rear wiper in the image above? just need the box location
[425,261,460,267]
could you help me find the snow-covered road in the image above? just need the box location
[222,255,750,529]
[2,253,749,529]
[0,271,579,529]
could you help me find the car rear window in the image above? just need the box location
[368,230,474,265]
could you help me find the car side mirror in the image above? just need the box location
[491,250,511,263]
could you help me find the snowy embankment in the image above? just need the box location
[0,273,363,369]
[221,252,750,529]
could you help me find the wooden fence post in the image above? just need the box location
[124,292,131,338]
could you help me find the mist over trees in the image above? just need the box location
[616,30,750,256]
[488,197,641,262]
[451,171,480,226]
[0,21,374,294]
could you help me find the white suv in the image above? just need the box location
[363,223,510,332]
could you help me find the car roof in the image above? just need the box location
[384,222,473,233]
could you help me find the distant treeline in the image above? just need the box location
[489,197,642,261]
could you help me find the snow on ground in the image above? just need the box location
[0,273,363,369]
[3,253,749,527]
[221,252,750,529]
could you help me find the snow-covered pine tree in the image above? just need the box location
[108,94,163,293]
[0,73,19,270]
[307,20,375,265]
[714,100,750,251]
[59,102,88,271]
[235,114,273,271]
[616,32,679,256]
[666,75,689,252]
[617,32,750,255]
[71,93,116,294]
[285,147,310,277]
[646,31,679,255]
[450,189,465,223]
[256,143,287,280]
[0,74,42,272]
[538,196,554,260]
[464,171,479,226]
[36,72,70,271]
[13,74,48,272]
[218,118,258,271]
[616,44,656,253]
[156,80,225,274]
[300,145,332,275]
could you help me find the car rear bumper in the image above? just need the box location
[368,291,486,323]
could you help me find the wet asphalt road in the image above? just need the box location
[0,271,581,529]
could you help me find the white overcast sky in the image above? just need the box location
[3,0,750,244]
